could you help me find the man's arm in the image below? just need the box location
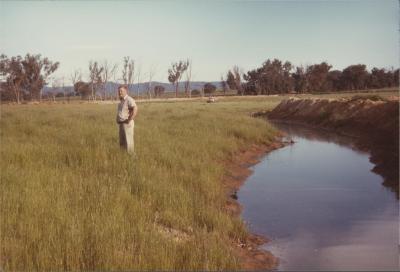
[125,105,138,123]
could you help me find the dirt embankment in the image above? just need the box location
[259,96,399,195]
[222,141,286,270]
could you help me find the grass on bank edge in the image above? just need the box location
[0,98,280,270]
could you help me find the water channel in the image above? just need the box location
[238,122,399,271]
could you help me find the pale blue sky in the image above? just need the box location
[1,0,398,83]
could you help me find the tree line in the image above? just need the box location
[224,59,399,95]
[1,53,398,103]
[0,54,193,102]
[0,54,59,103]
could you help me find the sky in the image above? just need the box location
[1,0,398,84]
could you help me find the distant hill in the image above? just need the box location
[43,81,222,95]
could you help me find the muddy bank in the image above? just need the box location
[257,96,399,196]
[222,140,286,270]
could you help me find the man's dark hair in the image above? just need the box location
[118,85,128,91]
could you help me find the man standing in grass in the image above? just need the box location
[116,85,138,154]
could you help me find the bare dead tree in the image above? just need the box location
[127,61,134,95]
[61,76,66,101]
[136,62,142,98]
[109,63,117,100]
[184,59,192,98]
[122,56,134,96]
[88,61,103,101]
[51,77,61,102]
[146,64,157,100]
[101,60,118,100]
[100,61,110,100]
[70,69,82,86]
[70,69,82,99]
[111,64,119,100]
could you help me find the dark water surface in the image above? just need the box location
[238,122,399,271]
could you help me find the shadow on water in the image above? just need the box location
[238,121,399,271]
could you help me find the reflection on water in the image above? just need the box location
[238,122,399,271]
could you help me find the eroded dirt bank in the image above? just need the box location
[222,141,286,270]
[257,96,399,196]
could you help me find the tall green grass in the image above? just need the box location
[0,98,280,270]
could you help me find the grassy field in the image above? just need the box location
[1,91,397,270]
[0,97,283,270]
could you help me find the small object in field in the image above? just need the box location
[283,137,296,144]
[230,191,238,200]
[207,96,216,103]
